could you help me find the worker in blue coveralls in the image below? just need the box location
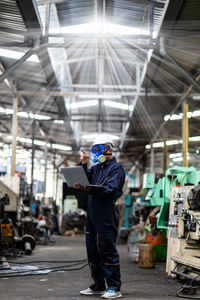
[74,134,125,299]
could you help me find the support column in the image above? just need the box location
[53,151,56,200]
[163,129,168,175]
[182,102,189,167]
[43,140,48,200]
[11,95,18,176]
[150,144,154,173]
[30,120,36,206]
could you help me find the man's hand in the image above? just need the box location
[74,182,91,193]
[80,149,90,164]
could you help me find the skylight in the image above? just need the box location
[0,49,39,63]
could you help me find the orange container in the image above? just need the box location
[146,232,166,245]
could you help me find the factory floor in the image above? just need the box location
[0,235,183,300]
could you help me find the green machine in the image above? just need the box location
[143,166,200,230]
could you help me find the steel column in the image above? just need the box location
[30,120,36,202]
[182,102,189,167]
[150,145,154,173]
[11,96,18,176]
[43,140,48,199]
[163,129,168,175]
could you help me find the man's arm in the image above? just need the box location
[93,164,125,198]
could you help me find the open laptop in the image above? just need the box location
[61,166,103,188]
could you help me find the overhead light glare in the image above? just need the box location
[67,100,98,109]
[54,120,64,124]
[164,110,200,121]
[52,144,72,151]
[82,133,120,141]
[104,100,133,111]
[79,94,122,99]
[51,22,155,37]
[0,49,39,63]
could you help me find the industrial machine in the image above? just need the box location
[167,184,200,283]
[143,166,200,231]
[0,177,36,258]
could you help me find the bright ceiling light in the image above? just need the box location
[164,110,200,121]
[67,100,98,109]
[189,136,200,141]
[173,156,190,162]
[52,144,72,151]
[32,114,51,120]
[146,139,182,149]
[104,100,133,111]
[191,94,200,100]
[52,22,154,37]
[108,23,150,36]
[7,135,71,151]
[169,152,189,158]
[79,94,122,99]
[0,108,51,120]
[82,133,120,141]
[54,120,64,124]
[0,49,39,63]
[18,111,29,118]
[61,23,94,34]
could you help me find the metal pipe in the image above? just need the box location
[171,270,200,281]
[0,41,40,84]
[11,95,18,176]
[160,37,200,93]
[182,102,189,167]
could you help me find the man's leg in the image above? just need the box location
[98,230,121,291]
[86,222,106,291]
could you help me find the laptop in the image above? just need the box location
[61,166,103,188]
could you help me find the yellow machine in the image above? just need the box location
[167,185,200,280]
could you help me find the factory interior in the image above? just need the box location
[0,0,200,299]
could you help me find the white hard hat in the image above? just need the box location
[92,134,114,147]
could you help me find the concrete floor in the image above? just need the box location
[0,235,183,300]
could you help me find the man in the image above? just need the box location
[75,134,125,299]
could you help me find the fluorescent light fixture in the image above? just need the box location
[169,152,189,158]
[79,95,121,99]
[189,136,200,141]
[67,100,98,109]
[146,139,182,149]
[18,111,29,118]
[173,156,190,162]
[166,140,180,146]
[7,135,71,151]
[191,110,200,117]
[54,120,64,124]
[52,144,72,151]
[146,135,200,149]
[0,108,51,120]
[192,94,200,100]
[164,110,200,121]
[0,49,39,63]
[82,133,120,141]
[104,100,133,111]
[32,114,51,120]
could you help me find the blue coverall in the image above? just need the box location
[81,157,125,292]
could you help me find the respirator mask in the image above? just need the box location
[91,144,111,164]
